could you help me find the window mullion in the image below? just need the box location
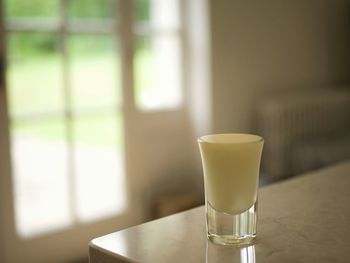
[59,0,76,224]
[120,0,134,113]
[119,0,134,212]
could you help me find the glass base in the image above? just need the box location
[206,201,257,246]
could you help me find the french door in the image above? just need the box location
[0,0,184,262]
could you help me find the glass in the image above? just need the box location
[11,119,70,238]
[68,0,116,19]
[134,0,180,30]
[6,32,64,116]
[73,113,126,222]
[134,35,182,110]
[72,113,123,148]
[69,34,121,110]
[150,0,180,30]
[134,0,150,22]
[198,134,264,245]
[5,0,59,18]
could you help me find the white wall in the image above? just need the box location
[125,109,201,220]
[210,0,350,132]
[186,0,212,137]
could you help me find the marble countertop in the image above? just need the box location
[89,160,350,263]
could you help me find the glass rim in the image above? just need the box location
[198,133,264,144]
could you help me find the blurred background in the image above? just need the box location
[0,0,349,262]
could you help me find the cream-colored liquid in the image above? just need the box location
[199,134,263,215]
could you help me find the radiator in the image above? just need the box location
[256,88,350,180]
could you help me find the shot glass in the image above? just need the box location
[198,133,264,245]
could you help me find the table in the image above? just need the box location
[89,160,350,263]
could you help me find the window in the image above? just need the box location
[134,0,182,110]
[5,0,183,239]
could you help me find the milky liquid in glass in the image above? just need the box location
[198,134,263,245]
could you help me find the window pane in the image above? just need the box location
[135,0,180,30]
[5,0,59,18]
[68,0,116,19]
[134,35,182,110]
[73,113,123,147]
[135,0,150,22]
[150,0,180,30]
[11,119,70,238]
[69,35,121,110]
[72,113,126,222]
[7,33,64,117]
